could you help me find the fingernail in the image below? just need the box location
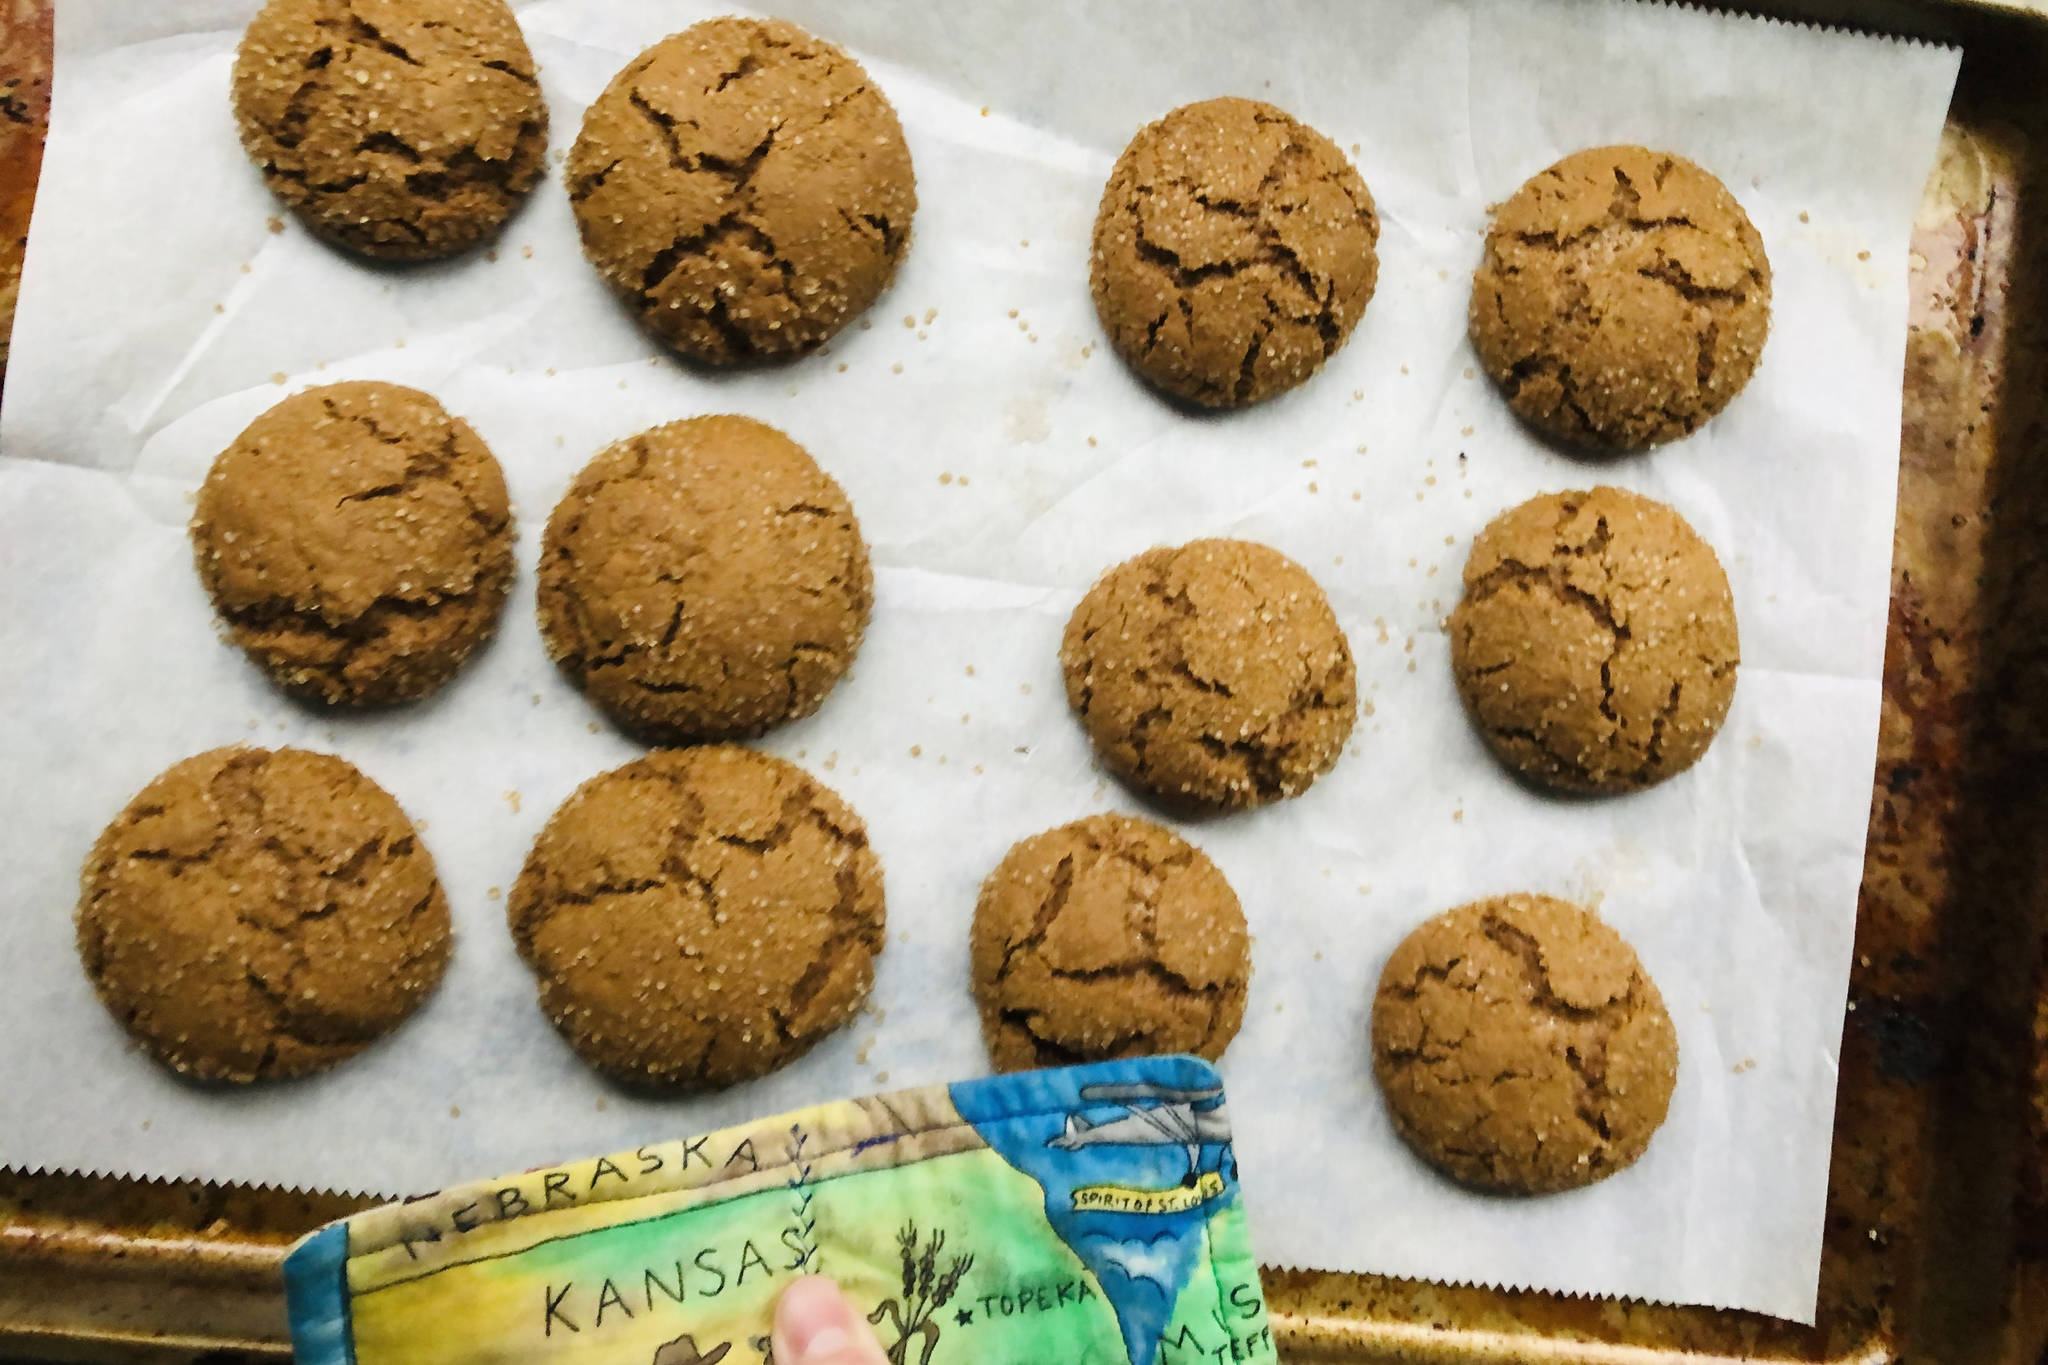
[776,1276,859,1356]
[801,1327,852,1357]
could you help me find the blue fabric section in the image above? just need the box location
[951,1056,1237,1365]
[283,1222,355,1365]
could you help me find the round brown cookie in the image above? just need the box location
[1061,539,1356,810]
[537,415,871,744]
[1449,486,1738,794]
[1371,893,1678,1194]
[1091,97,1379,408]
[508,746,885,1088]
[191,382,515,707]
[1470,145,1771,449]
[567,17,916,364]
[971,813,1250,1072]
[76,746,451,1083]
[232,0,548,261]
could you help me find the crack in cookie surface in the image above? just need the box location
[1061,538,1356,809]
[970,813,1248,1072]
[508,746,884,1088]
[1469,145,1771,450]
[1448,486,1739,794]
[232,0,548,260]
[537,415,871,744]
[1370,893,1676,1194]
[1090,97,1378,408]
[190,382,515,707]
[567,16,915,364]
[77,746,450,1083]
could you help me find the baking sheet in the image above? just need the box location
[0,0,1957,1324]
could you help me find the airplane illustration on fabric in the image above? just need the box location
[1047,1082,1230,1182]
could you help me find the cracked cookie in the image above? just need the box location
[509,746,885,1088]
[537,415,871,744]
[232,0,548,261]
[1090,96,1379,408]
[1061,539,1357,810]
[77,746,451,1083]
[567,16,916,365]
[1371,893,1678,1194]
[1470,144,1771,449]
[971,813,1250,1072]
[1449,486,1739,794]
[191,382,515,707]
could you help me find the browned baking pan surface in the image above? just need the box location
[4,2,2048,1361]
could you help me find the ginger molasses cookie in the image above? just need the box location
[537,415,871,744]
[509,747,885,1088]
[1091,97,1379,408]
[77,746,451,1083]
[567,17,916,364]
[1061,538,1356,810]
[1470,145,1771,449]
[232,0,548,260]
[191,382,515,707]
[971,813,1250,1072]
[1371,893,1678,1194]
[1449,486,1738,794]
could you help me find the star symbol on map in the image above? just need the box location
[954,1309,974,1327]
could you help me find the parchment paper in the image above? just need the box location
[0,0,1957,1322]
